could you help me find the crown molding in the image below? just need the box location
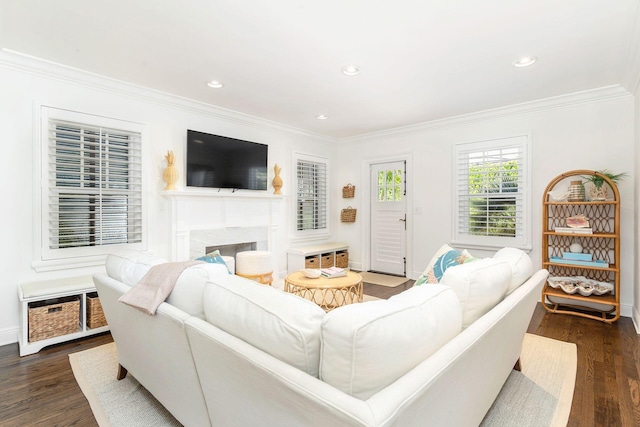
[339,85,632,143]
[0,49,336,144]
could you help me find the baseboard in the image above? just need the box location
[0,326,18,347]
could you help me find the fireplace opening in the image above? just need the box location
[206,242,257,257]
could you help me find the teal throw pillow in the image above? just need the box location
[196,250,231,274]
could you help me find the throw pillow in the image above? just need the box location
[415,244,476,286]
[196,249,231,274]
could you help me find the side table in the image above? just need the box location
[284,271,363,311]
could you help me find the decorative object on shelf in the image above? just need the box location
[566,214,590,228]
[547,276,614,297]
[163,150,178,190]
[567,180,585,202]
[547,190,569,202]
[342,184,355,198]
[569,242,583,253]
[582,169,627,201]
[272,164,283,195]
[340,206,357,223]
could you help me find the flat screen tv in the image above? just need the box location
[186,130,268,190]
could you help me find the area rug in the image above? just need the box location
[359,271,408,287]
[70,333,576,427]
[480,333,577,427]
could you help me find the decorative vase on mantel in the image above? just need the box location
[272,164,283,195]
[163,150,178,190]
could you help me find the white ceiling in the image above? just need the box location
[2,0,639,139]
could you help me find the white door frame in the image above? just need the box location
[360,154,413,277]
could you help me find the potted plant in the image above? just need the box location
[583,170,627,200]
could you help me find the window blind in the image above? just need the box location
[296,159,327,231]
[456,144,525,239]
[48,119,142,249]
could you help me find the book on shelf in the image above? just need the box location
[562,252,593,261]
[554,227,593,234]
[549,256,608,268]
[321,267,347,278]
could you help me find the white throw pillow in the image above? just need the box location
[493,247,533,295]
[203,275,326,377]
[167,263,229,318]
[320,285,462,399]
[105,250,167,286]
[440,258,511,328]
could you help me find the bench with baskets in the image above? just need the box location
[17,276,109,356]
[286,242,349,273]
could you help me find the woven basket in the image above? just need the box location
[86,292,107,329]
[336,251,349,268]
[305,256,319,269]
[341,207,357,223]
[28,296,80,342]
[321,253,335,268]
[342,184,355,198]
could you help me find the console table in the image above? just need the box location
[286,242,349,273]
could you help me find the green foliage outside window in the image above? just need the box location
[467,160,518,237]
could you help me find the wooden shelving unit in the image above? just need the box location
[541,170,620,323]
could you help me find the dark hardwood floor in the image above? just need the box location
[1,281,638,426]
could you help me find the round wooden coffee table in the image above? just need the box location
[284,271,363,311]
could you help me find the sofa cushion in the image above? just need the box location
[440,258,511,328]
[203,275,326,377]
[320,285,462,399]
[105,249,167,286]
[493,247,533,295]
[167,263,230,318]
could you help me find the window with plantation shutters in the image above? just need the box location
[38,107,145,266]
[295,154,328,233]
[453,135,531,250]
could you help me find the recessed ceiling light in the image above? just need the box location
[207,80,224,88]
[342,65,360,76]
[513,56,537,68]
[316,114,329,120]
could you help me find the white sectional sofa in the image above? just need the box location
[93,248,548,427]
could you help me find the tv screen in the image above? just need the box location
[186,130,268,190]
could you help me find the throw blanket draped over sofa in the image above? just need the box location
[94,247,548,427]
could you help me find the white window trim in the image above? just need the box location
[292,152,330,241]
[33,106,148,272]
[452,133,532,252]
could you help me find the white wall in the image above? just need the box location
[334,87,636,318]
[0,52,338,345]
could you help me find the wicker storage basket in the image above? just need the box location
[342,184,355,198]
[336,251,349,268]
[305,256,319,269]
[28,296,80,342]
[341,207,357,223]
[86,292,107,329]
[321,253,335,268]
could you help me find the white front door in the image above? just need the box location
[370,161,406,275]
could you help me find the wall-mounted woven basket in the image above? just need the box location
[341,207,357,223]
[342,184,355,198]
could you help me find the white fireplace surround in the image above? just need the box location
[162,190,282,277]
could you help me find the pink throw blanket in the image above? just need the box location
[118,261,202,315]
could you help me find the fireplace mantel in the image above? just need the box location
[161,189,284,200]
[161,189,284,267]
